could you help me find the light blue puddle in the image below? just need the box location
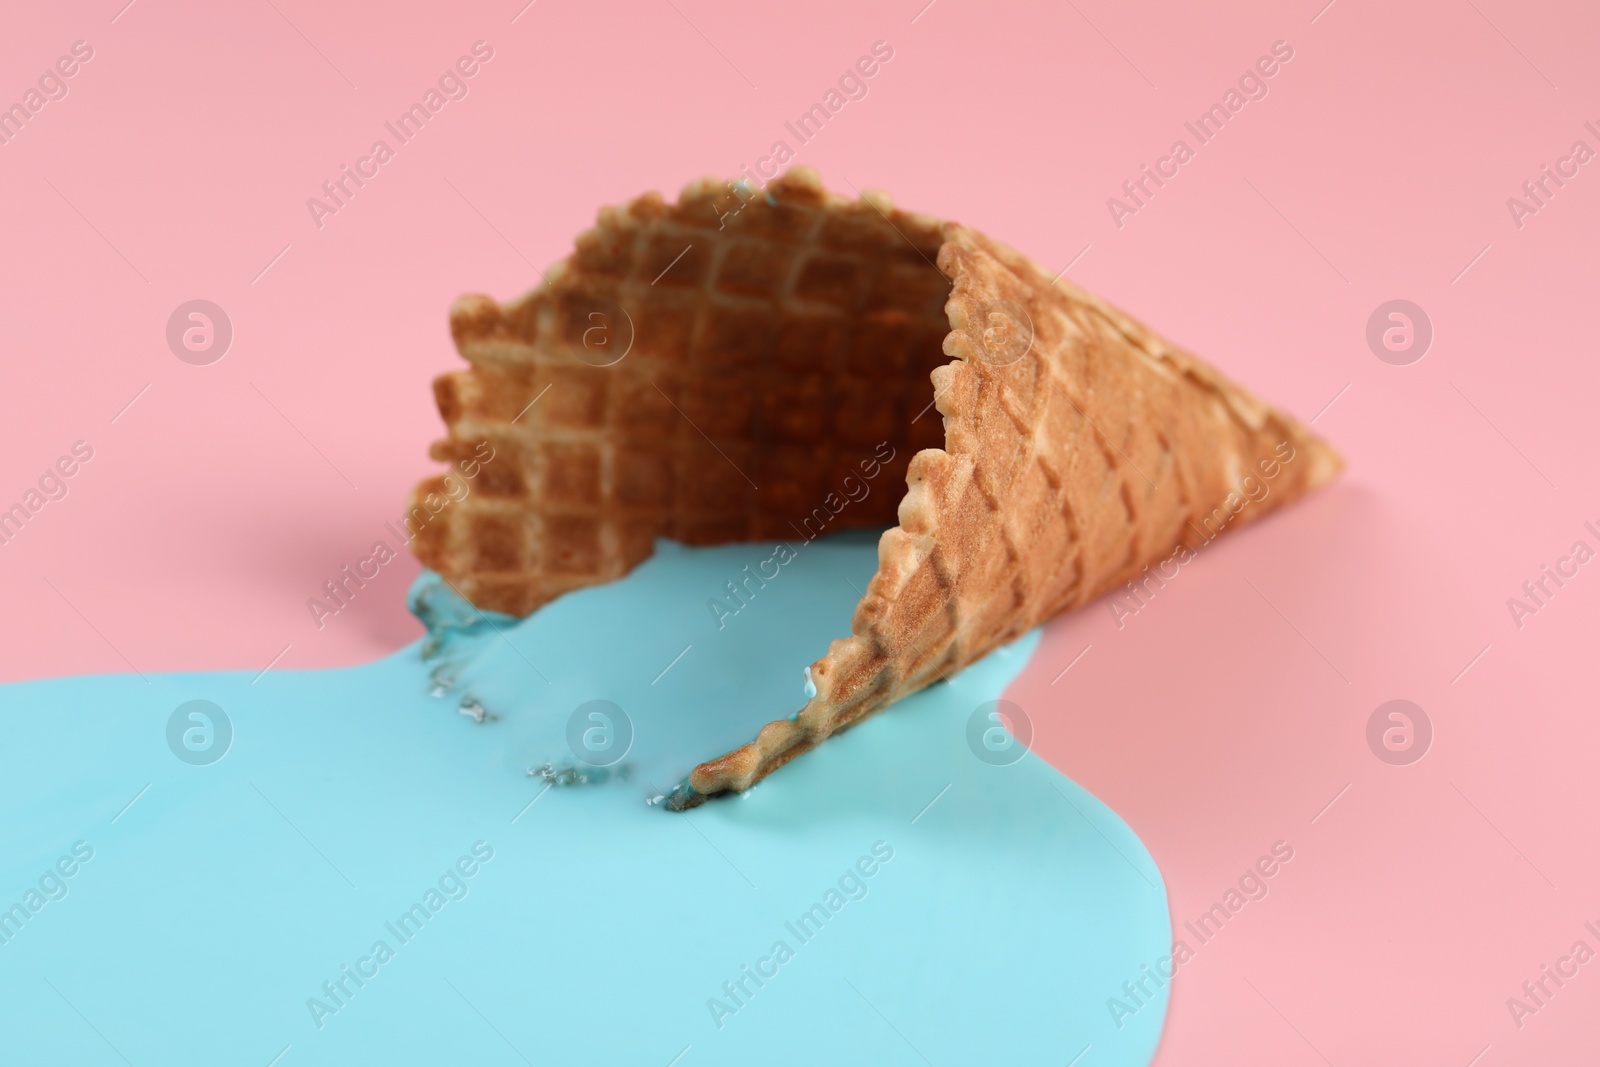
[0,532,1169,1065]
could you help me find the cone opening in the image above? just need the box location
[417,169,964,621]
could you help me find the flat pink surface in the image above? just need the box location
[3,0,1596,1061]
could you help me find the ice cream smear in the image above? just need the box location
[0,531,1170,1064]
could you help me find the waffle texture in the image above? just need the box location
[408,167,1342,806]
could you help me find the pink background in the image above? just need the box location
[3,0,1597,1061]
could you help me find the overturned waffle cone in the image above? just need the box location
[409,167,1341,808]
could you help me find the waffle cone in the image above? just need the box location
[408,167,1341,807]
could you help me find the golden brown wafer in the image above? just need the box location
[408,167,1341,807]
